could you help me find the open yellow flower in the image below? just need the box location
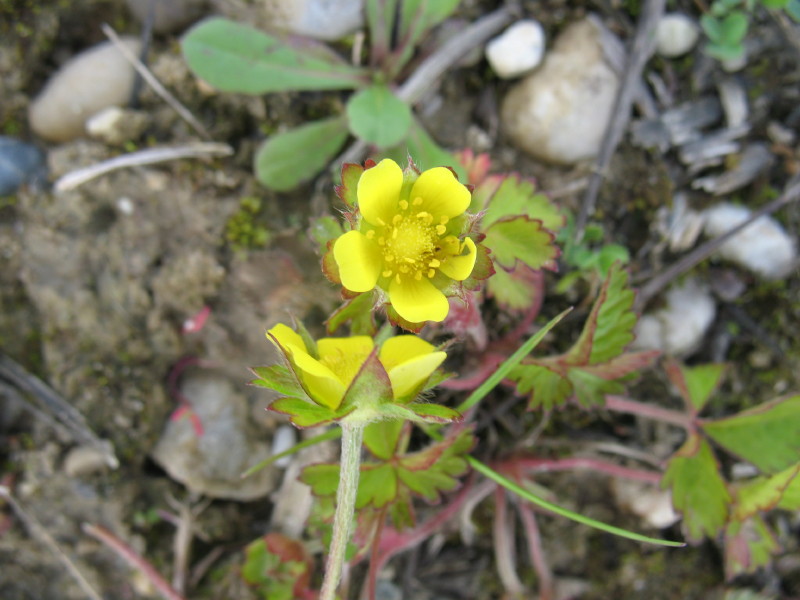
[268,323,446,410]
[333,159,477,324]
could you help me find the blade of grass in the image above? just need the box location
[456,307,572,414]
[241,428,341,478]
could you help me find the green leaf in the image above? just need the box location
[777,465,800,509]
[664,360,726,414]
[761,0,788,8]
[596,244,630,273]
[182,17,367,93]
[510,363,572,411]
[787,0,800,21]
[486,264,544,311]
[366,0,399,60]
[701,14,724,40]
[566,263,637,366]
[346,85,412,148]
[255,117,349,191]
[363,420,404,460]
[568,368,625,408]
[719,11,749,43]
[241,534,312,600]
[733,464,800,520]
[391,0,462,71]
[480,176,565,232]
[380,120,466,181]
[357,463,399,508]
[483,216,559,271]
[724,516,778,578]
[397,428,473,502]
[662,435,731,542]
[705,41,745,61]
[250,364,309,400]
[702,395,800,474]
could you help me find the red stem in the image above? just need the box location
[517,504,553,600]
[82,523,186,600]
[604,394,694,430]
[363,506,388,600]
[511,456,662,484]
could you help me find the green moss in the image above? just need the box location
[225,196,272,252]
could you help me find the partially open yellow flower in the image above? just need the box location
[333,159,477,324]
[268,323,446,410]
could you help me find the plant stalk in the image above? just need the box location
[320,423,365,600]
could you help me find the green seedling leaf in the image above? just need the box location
[480,176,565,232]
[724,515,778,578]
[705,41,745,61]
[733,464,800,521]
[719,10,749,43]
[182,17,367,93]
[335,162,365,208]
[487,264,545,311]
[255,117,349,191]
[347,85,412,148]
[702,395,800,474]
[567,263,637,365]
[664,360,726,414]
[701,14,724,40]
[482,216,560,272]
[662,435,731,543]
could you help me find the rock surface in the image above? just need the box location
[262,0,364,41]
[486,20,546,79]
[151,371,277,500]
[0,136,46,195]
[501,17,621,165]
[125,0,208,34]
[28,38,141,143]
[655,13,699,58]
[703,202,797,280]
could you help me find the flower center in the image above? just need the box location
[367,197,455,284]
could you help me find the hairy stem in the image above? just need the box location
[320,423,365,600]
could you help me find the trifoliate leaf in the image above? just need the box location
[662,434,731,543]
[396,428,474,503]
[566,263,637,366]
[664,360,726,414]
[702,395,800,474]
[724,515,778,578]
[732,464,800,521]
[568,368,625,408]
[486,264,545,312]
[480,176,565,231]
[482,216,559,271]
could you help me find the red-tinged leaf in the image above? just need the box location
[269,397,345,428]
[778,467,800,510]
[483,216,559,272]
[661,434,731,543]
[565,263,637,366]
[568,367,625,408]
[335,162,365,208]
[339,348,393,413]
[510,362,572,411]
[364,420,405,461]
[460,242,495,291]
[396,429,474,503]
[732,464,800,521]
[664,360,726,414]
[480,175,565,232]
[250,365,310,401]
[321,240,341,285]
[326,291,378,335]
[457,148,493,187]
[487,263,545,312]
[724,515,779,579]
[701,395,800,474]
[242,534,314,600]
[579,350,660,380]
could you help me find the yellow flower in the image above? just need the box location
[268,323,447,410]
[333,159,477,323]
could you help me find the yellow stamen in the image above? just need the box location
[395,273,401,284]
[392,214,403,225]
[428,268,435,278]
[429,259,441,268]
[382,269,393,278]
[378,236,386,246]
[366,230,375,239]
[399,199,409,210]
[412,197,423,206]
[436,224,446,235]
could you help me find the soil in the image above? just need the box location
[1,1,799,600]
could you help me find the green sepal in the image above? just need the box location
[661,434,731,543]
[250,364,311,401]
[270,397,352,428]
[338,349,393,414]
[701,395,800,474]
[335,163,365,208]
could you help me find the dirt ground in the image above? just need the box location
[1,1,799,599]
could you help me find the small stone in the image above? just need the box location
[633,278,716,357]
[0,136,47,195]
[501,16,621,165]
[125,0,208,34]
[64,446,109,477]
[655,13,699,58]
[29,38,142,143]
[263,0,364,41]
[86,106,150,145]
[703,202,797,280]
[486,20,546,79]
[613,478,680,529]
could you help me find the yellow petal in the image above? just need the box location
[333,231,382,292]
[409,167,471,220]
[290,348,347,410]
[357,159,403,226]
[389,276,449,323]
[439,237,477,281]
[380,336,446,398]
[317,336,374,388]
[267,323,307,354]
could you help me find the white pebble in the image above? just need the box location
[271,424,297,468]
[263,0,364,41]
[64,446,109,477]
[613,478,680,529]
[116,197,135,215]
[633,278,716,357]
[655,13,699,58]
[29,38,142,143]
[486,20,546,79]
[703,202,797,280]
